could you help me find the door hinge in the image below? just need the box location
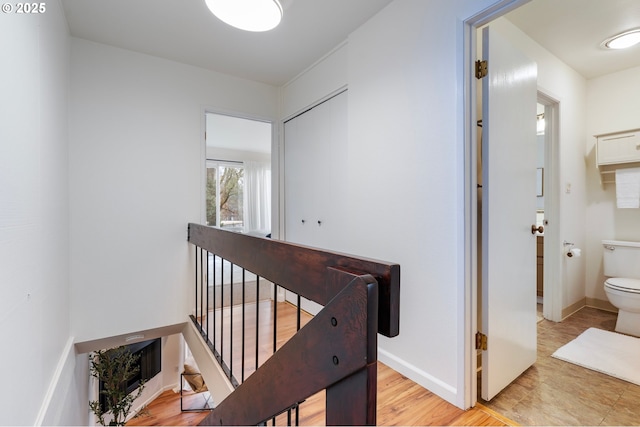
[475,60,488,79]
[476,331,488,351]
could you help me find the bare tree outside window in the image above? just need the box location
[206,164,244,231]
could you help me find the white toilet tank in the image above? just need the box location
[603,240,640,279]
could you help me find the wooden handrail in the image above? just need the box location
[187,224,400,425]
[187,223,400,337]
[200,270,378,426]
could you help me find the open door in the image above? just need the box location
[480,25,538,401]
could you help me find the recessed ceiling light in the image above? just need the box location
[204,0,283,32]
[602,28,640,50]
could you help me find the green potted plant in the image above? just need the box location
[89,346,146,426]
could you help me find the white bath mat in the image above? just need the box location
[552,327,640,386]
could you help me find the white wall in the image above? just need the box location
[126,335,182,420]
[348,0,550,406]
[69,39,278,343]
[585,65,640,303]
[281,42,349,119]
[281,0,520,408]
[346,0,467,403]
[0,0,85,424]
[39,341,89,426]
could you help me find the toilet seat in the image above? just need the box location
[605,277,640,293]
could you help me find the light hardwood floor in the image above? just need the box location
[128,362,512,426]
[127,302,640,426]
[128,299,513,426]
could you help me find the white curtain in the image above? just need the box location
[243,161,271,235]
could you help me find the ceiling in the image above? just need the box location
[60,0,393,86]
[505,0,640,79]
[60,0,640,86]
[206,113,272,152]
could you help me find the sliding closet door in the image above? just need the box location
[284,90,348,250]
[283,90,348,314]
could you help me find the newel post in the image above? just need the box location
[325,269,379,426]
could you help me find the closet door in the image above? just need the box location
[316,91,348,250]
[283,109,312,245]
[284,90,348,250]
[283,91,348,315]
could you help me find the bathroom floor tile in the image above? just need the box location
[480,380,530,414]
[602,384,640,425]
[511,381,610,426]
[480,307,640,426]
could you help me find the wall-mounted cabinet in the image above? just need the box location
[596,128,640,184]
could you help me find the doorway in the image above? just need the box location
[204,112,273,235]
[537,93,561,323]
[536,102,545,316]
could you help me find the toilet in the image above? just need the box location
[602,240,640,337]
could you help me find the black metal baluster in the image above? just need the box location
[230,262,234,380]
[241,268,246,383]
[212,254,217,355]
[295,296,302,426]
[287,408,292,426]
[200,248,204,331]
[255,276,260,372]
[273,284,278,354]
[206,251,210,341]
[296,294,301,331]
[194,246,198,327]
[220,258,224,368]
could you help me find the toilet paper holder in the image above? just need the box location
[563,241,580,257]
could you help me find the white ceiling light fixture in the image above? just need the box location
[205,0,283,32]
[602,28,640,50]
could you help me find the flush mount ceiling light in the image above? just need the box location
[205,0,283,32]
[602,28,640,49]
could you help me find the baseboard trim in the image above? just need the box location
[378,347,458,407]
[586,297,617,313]
[561,298,586,320]
[35,336,76,426]
[561,297,618,320]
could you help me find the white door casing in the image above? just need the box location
[480,25,538,401]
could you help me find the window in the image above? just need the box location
[205,112,272,234]
[206,161,244,231]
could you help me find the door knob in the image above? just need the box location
[531,225,544,234]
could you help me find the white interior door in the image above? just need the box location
[481,25,538,401]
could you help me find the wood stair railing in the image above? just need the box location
[187,224,400,426]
